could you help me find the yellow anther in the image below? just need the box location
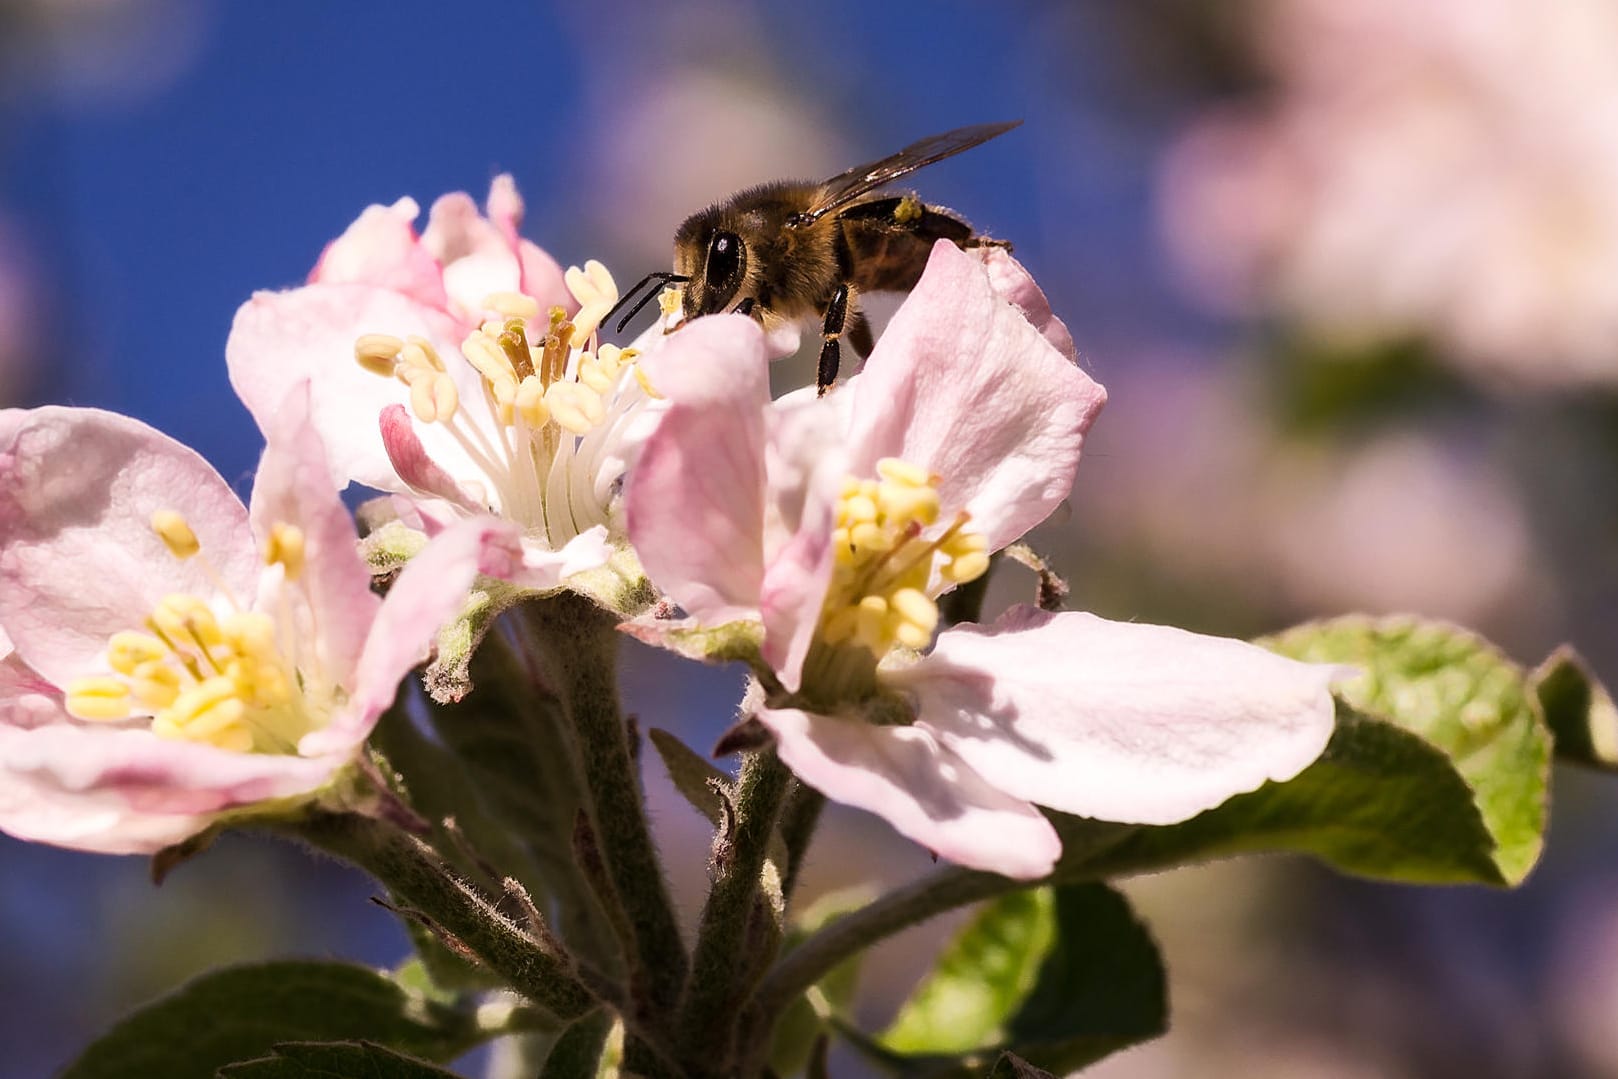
[890,588,937,634]
[876,458,933,488]
[595,344,624,379]
[849,522,886,551]
[107,631,166,675]
[407,336,445,371]
[515,375,551,428]
[545,381,606,434]
[894,619,934,651]
[943,550,991,584]
[354,333,404,376]
[578,355,615,394]
[409,377,439,423]
[566,259,619,341]
[151,510,200,560]
[634,365,663,399]
[880,483,941,526]
[223,611,277,658]
[855,595,891,652]
[161,676,247,742]
[129,660,180,709]
[421,372,459,423]
[65,677,134,722]
[151,595,222,651]
[397,341,438,379]
[462,332,513,384]
[483,290,540,320]
[842,493,879,524]
[265,523,306,581]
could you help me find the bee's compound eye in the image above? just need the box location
[707,231,744,294]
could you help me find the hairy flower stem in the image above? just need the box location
[284,810,597,1021]
[677,749,792,1070]
[738,866,1024,1066]
[523,594,689,1029]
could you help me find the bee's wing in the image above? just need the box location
[791,120,1022,226]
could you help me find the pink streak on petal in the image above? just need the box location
[249,383,380,689]
[758,399,848,690]
[625,316,772,625]
[313,516,521,756]
[846,242,1107,552]
[308,197,450,311]
[901,607,1345,826]
[0,407,257,687]
[379,404,486,513]
[758,705,1060,879]
[227,284,485,495]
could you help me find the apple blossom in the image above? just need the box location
[0,389,518,854]
[625,241,1347,879]
[225,178,683,596]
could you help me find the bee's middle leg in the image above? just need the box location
[817,282,853,396]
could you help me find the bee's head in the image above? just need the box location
[674,209,749,318]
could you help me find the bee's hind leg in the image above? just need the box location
[816,282,854,397]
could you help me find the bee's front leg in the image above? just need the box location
[817,282,852,396]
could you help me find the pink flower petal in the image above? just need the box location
[975,246,1077,361]
[845,242,1107,552]
[313,515,520,756]
[0,407,257,687]
[227,284,489,495]
[758,399,849,690]
[249,383,380,689]
[758,705,1060,879]
[486,176,572,314]
[308,197,450,311]
[379,404,486,514]
[625,316,772,625]
[0,635,66,731]
[0,723,337,854]
[898,607,1344,826]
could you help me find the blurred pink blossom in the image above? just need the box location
[1160,0,1618,386]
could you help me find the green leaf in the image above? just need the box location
[63,961,484,1079]
[217,1041,463,1078]
[859,884,1164,1076]
[1265,615,1551,883]
[1058,702,1503,885]
[1532,646,1618,770]
[1001,884,1166,1072]
[882,890,1055,1054]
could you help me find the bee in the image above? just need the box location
[605,121,1021,395]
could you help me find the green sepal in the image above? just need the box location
[61,961,487,1079]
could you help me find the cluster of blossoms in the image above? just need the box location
[1159,0,1618,386]
[0,177,1346,879]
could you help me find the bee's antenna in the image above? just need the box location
[602,272,690,336]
